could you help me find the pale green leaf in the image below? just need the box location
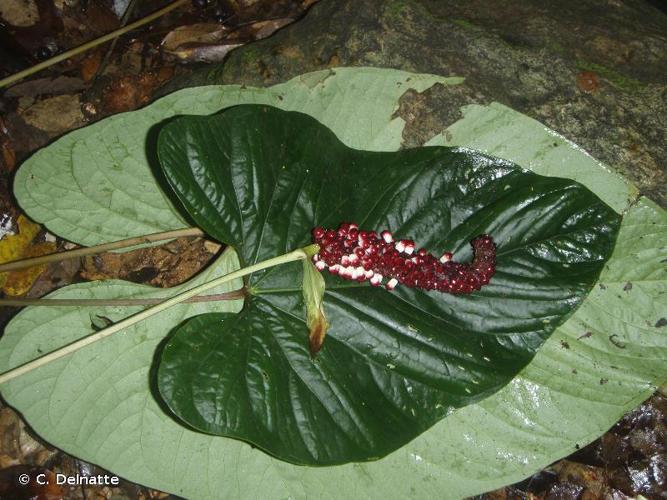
[2,68,665,498]
[15,68,459,246]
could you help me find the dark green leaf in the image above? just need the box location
[155,105,620,465]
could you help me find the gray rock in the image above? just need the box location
[187,0,667,207]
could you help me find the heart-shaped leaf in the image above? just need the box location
[156,104,620,465]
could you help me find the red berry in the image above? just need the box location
[310,223,496,294]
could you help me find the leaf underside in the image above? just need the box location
[155,105,620,466]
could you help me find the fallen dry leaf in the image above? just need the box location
[116,40,150,75]
[4,76,87,98]
[81,236,215,287]
[3,241,57,296]
[59,0,119,40]
[0,133,15,173]
[0,0,39,27]
[80,49,103,82]
[161,23,238,63]
[0,407,52,465]
[0,215,41,273]
[161,18,293,63]
[19,94,84,134]
[168,41,244,63]
[27,255,81,299]
[0,215,56,296]
[162,23,231,52]
[552,460,607,496]
[102,68,173,114]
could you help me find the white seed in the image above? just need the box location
[382,231,393,243]
[313,254,320,262]
[404,243,415,255]
[348,253,359,265]
[365,269,374,278]
[370,275,382,286]
[330,264,340,273]
[349,223,358,230]
[395,240,406,252]
[386,278,399,290]
[315,261,326,271]
[440,253,452,263]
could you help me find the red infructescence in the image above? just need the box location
[311,223,496,294]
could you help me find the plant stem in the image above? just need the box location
[0,290,245,307]
[0,0,189,89]
[0,246,315,385]
[0,227,203,273]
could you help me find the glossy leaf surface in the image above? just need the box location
[156,105,620,465]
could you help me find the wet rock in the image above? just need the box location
[179,0,667,208]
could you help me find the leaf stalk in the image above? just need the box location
[0,246,315,385]
[0,290,244,307]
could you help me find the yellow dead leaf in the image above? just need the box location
[0,215,55,296]
[3,241,56,296]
